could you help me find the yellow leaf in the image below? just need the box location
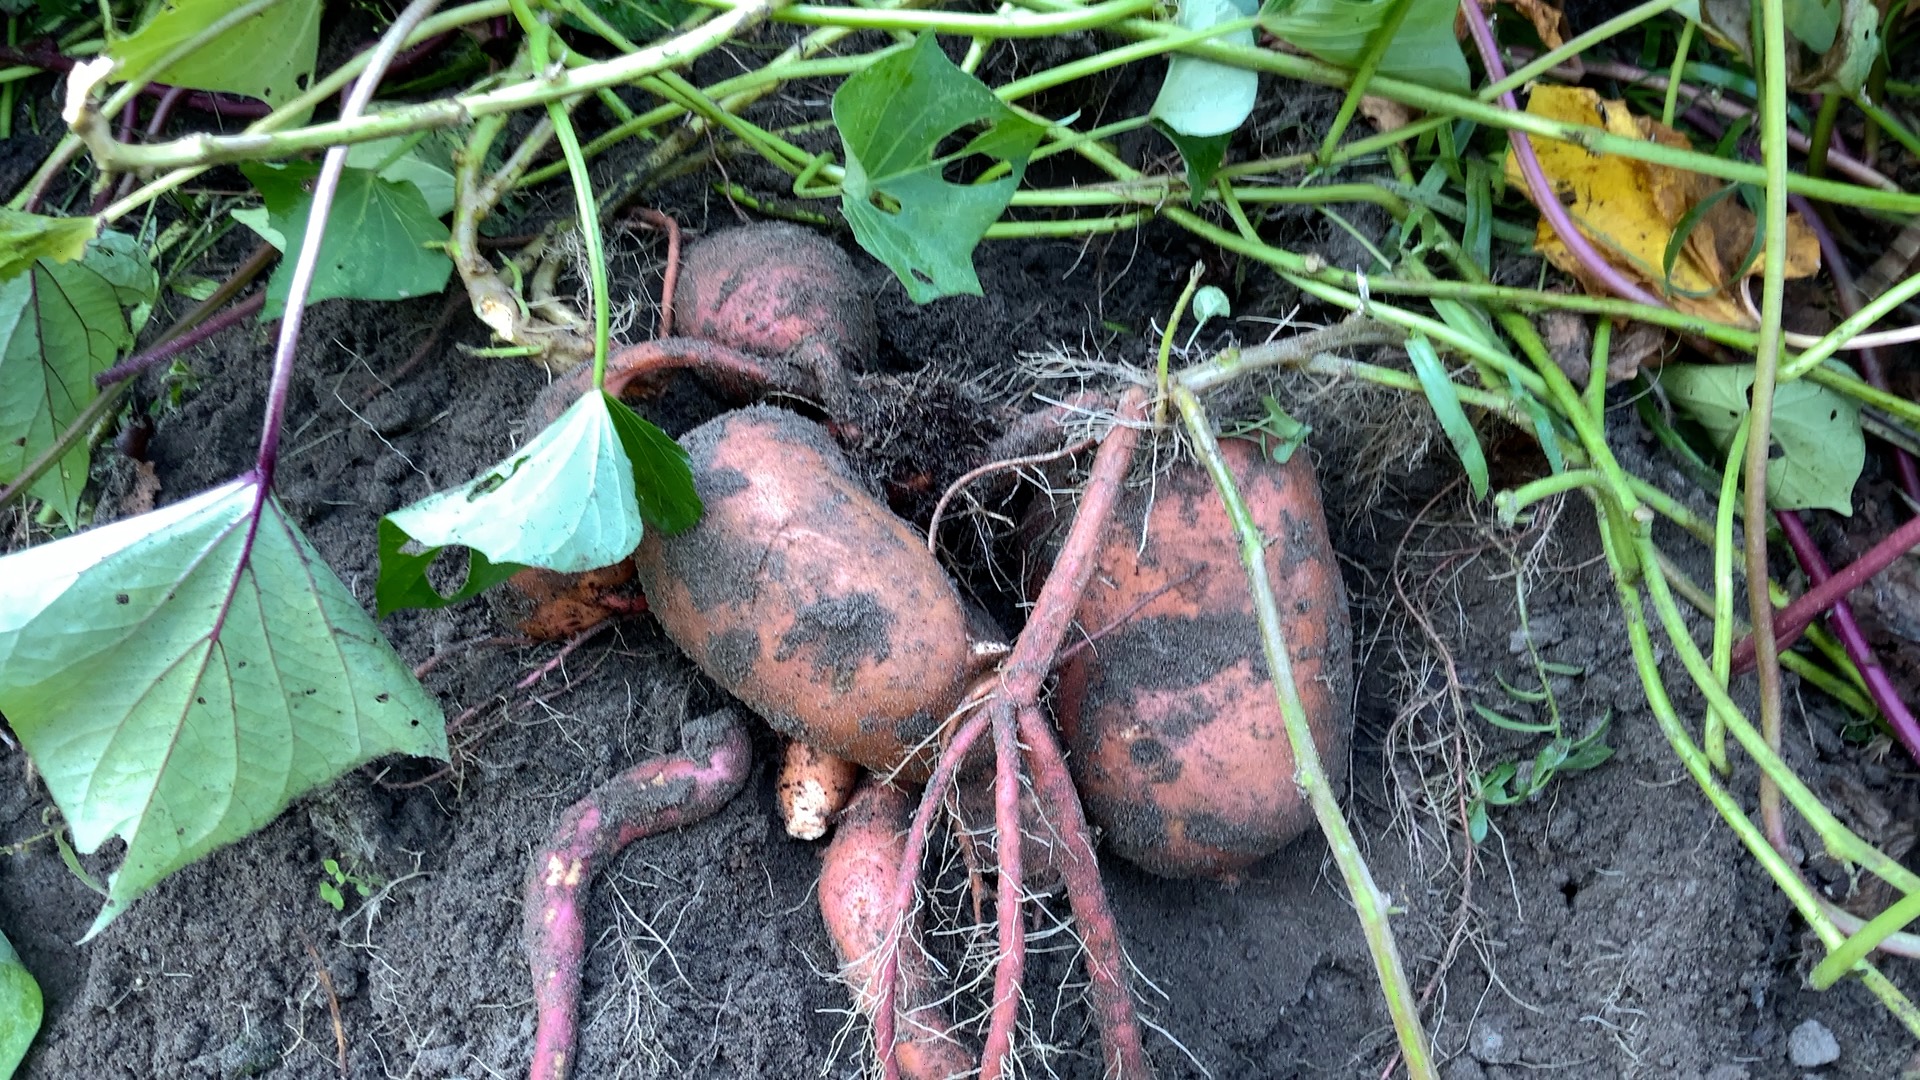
[1504,86,1819,328]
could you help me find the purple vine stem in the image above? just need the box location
[96,292,266,387]
[1774,512,1920,760]
[1736,512,1920,672]
[1458,0,1666,308]
[252,0,443,492]
[1791,194,1920,504]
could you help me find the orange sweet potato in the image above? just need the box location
[633,406,973,775]
[672,223,875,402]
[1050,437,1352,879]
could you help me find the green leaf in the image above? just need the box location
[0,209,97,282]
[108,0,322,111]
[1151,0,1259,138]
[833,34,1045,301]
[0,231,158,523]
[318,880,344,911]
[1153,124,1231,198]
[1228,395,1311,464]
[1261,0,1469,93]
[1473,703,1555,734]
[574,0,694,42]
[0,929,39,1078]
[241,162,453,318]
[0,479,447,938]
[345,134,460,219]
[378,391,699,615]
[1466,796,1488,843]
[1191,285,1231,328]
[374,519,524,617]
[1406,334,1489,499]
[1660,363,1864,514]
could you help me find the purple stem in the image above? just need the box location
[0,41,273,118]
[95,292,266,387]
[1504,49,1898,192]
[1458,0,1668,308]
[1737,512,1920,670]
[1775,511,1920,762]
[252,0,443,490]
[1791,194,1920,504]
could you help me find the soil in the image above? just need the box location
[5,20,1920,1080]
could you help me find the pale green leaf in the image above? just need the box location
[1151,0,1259,138]
[833,34,1045,301]
[0,929,38,1078]
[1660,363,1864,514]
[0,209,97,282]
[0,232,157,523]
[1406,335,1488,498]
[108,0,321,110]
[1191,285,1230,327]
[229,206,285,250]
[345,134,459,219]
[380,392,699,615]
[1261,0,1469,93]
[0,479,447,938]
[242,162,452,317]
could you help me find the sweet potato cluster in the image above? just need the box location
[518,223,1352,1080]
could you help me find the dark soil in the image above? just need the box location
[5,24,1920,1080]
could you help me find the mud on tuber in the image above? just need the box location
[515,221,1363,1080]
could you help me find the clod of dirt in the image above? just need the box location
[1789,1018,1841,1068]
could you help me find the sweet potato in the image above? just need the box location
[819,781,973,1080]
[672,223,875,406]
[1050,437,1352,879]
[777,740,862,840]
[632,405,974,774]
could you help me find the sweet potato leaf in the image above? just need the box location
[0,209,97,281]
[0,231,158,523]
[1261,0,1469,93]
[107,0,321,110]
[0,929,38,1077]
[1406,334,1488,498]
[345,133,461,219]
[1659,363,1863,514]
[833,34,1044,301]
[241,162,453,318]
[378,391,698,615]
[0,478,447,939]
[575,0,694,42]
[1152,0,1259,139]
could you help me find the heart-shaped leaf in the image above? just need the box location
[833,34,1044,302]
[1152,0,1260,139]
[1261,0,1469,93]
[108,0,322,110]
[378,391,698,614]
[0,209,97,282]
[0,928,39,1076]
[241,162,453,318]
[0,231,158,522]
[1660,363,1864,513]
[0,478,447,938]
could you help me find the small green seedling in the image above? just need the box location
[1466,582,1616,844]
[1227,395,1313,464]
[317,858,378,912]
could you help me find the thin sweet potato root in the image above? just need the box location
[820,782,974,1079]
[875,390,1156,1080]
[524,710,752,1080]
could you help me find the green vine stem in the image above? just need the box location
[67,0,783,175]
[1171,382,1435,1080]
[1154,264,1204,427]
[1705,417,1750,774]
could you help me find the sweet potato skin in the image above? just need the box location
[672,224,875,398]
[819,782,974,1079]
[1052,438,1352,879]
[633,406,973,774]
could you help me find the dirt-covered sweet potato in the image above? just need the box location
[1049,437,1352,879]
[672,223,875,403]
[633,405,973,774]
